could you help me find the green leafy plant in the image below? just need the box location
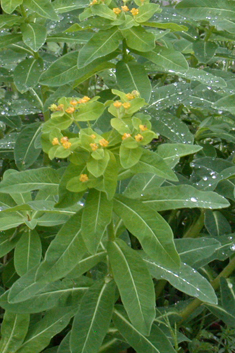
[1,0,235,352]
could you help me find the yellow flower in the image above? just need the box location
[121,5,129,12]
[63,141,72,149]
[113,7,121,15]
[132,90,140,97]
[135,134,143,142]
[122,133,131,140]
[66,106,75,114]
[78,96,90,104]
[49,104,57,112]
[60,136,69,143]
[122,102,131,109]
[139,124,148,131]
[90,134,96,139]
[99,138,109,147]
[113,101,122,108]
[56,104,64,111]
[126,93,135,100]
[70,99,78,106]
[80,174,89,182]
[90,143,98,151]
[52,137,59,145]
[90,0,97,5]
[131,8,139,16]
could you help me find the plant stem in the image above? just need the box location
[179,256,235,322]
[155,279,167,298]
[122,39,128,61]
[183,209,205,238]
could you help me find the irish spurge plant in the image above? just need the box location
[1,0,235,352]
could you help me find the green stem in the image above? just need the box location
[122,39,128,62]
[183,209,205,238]
[20,4,27,19]
[155,279,167,298]
[179,256,235,322]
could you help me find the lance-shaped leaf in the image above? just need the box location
[131,149,178,181]
[0,229,21,257]
[139,185,230,211]
[175,237,220,269]
[157,143,202,167]
[0,277,92,314]
[0,168,60,194]
[0,311,30,353]
[23,0,59,20]
[21,23,47,51]
[0,214,25,230]
[123,173,164,199]
[77,27,122,68]
[143,255,217,304]
[116,61,151,103]
[1,0,23,14]
[14,229,42,276]
[176,0,235,21]
[35,211,87,283]
[221,277,235,316]
[141,47,189,72]
[206,303,235,328]
[16,307,74,353]
[107,239,155,335]
[53,0,89,13]
[0,34,22,49]
[205,210,231,236]
[134,3,161,23]
[14,122,42,170]
[122,27,155,52]
[13,58,43,93]
[82,190,113,254]
[193,40,218,64]
[113,306,176,353]
[66,251,106,279]
[70,280,116,353]
[114,196,180,269]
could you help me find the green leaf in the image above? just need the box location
[0,168,60,194]
[0,15,23,29]
[176,0,235,21]
[91,4,116,20]
[214,94,235,115]
[108,239,155,335]
[193,40,218,64]
[21,23,47,51]
[53,0,89,13]
[142,47,189,72]
[66,251,106,279]
[74,101,105,122]
[120,145,143,169]
[122,27,155,52]
[13,58,43,93]
[206,304,235,328]
[0,34,22,49]
[70,280,116,353]
[103,150,118,200]
[23,0,59,20]
[116,61,151,102]
[123,173,164,199]
[113,306,176,353]
[1,0,23,14]
[150,111,194,144]
[47,32,92,44]
[221,277,235,315]
[78,27,122,68]
[114,196,180,269]
[140,185,230,211]
[143,255,217,304]
[131,149,178,181]
[81,190,113,254]
[14,229,42,276]
[157,143,202,167]
[175,237,221,269]
[0,277,91,314]
[35,211,87,283]
[0,229,21,257]
[134,4,161,23]
[0,215,24,231]
[16,307,74,353]
[14,122,42,170]
[205,210,231,236]
[0,311,29,353]
[143,21,188,32]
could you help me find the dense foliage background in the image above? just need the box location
[1,0,235,352]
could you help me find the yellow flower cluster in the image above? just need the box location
[49,104,64,112]
[52,136,72,149]
[113,101,131,109]
[80,174,89,182]
[112,6,139,16]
